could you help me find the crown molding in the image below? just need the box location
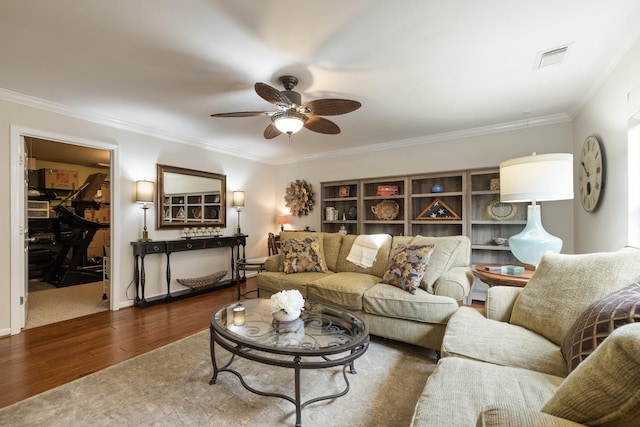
[1,87,571,167]
[279,113,572,165]
[0,87,268,163]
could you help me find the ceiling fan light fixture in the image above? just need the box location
[273,111,306,134]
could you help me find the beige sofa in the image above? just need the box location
[411,248,640,427]
[257,231,473,351]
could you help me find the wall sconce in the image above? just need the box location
[276,215,291,232]
[232,191,245,236]
[135,180,155,242]
[500,153,573,265]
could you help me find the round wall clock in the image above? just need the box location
[487,199,517,221]
[579,135,604,212]
[284,179,314,217]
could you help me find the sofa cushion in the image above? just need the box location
[336,234,392,277]
[411,356,563,427]
[442,306,568,377]
[256,271,333,298]
[410,235,469,293]
[561,283,640,373]
[510,248,640,346]
[307,272,380,311]
[321,232,344,272]
[476,404,586,427]
[382,244,435,294]
[281,237,326,274]
[542,323,640,426]
[363,283,459,324]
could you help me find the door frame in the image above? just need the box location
[10,125,120,335]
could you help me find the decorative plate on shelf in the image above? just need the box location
[486,199,517,221]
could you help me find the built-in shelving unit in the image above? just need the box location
[321,168,529,302]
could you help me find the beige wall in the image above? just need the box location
[2,36,639,334]
[273,122,575,254]
[572,37,640,252]
[0,100,274,335]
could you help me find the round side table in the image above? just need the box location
[472,264,534,287]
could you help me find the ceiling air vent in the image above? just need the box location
[535,45,571,70]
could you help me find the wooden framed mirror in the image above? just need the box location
[156,164,226,229]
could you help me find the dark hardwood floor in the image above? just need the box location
[0,277,257,408]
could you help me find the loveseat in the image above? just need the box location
[257,231,474,351]
[411,248,640,426]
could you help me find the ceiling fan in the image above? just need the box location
[210,76,361,139]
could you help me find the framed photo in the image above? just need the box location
[339,186,350,197]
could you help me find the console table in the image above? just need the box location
[131,235,247,307]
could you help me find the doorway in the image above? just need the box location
[25,137,112,328]
[10,126,119,335]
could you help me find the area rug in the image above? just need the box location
[0,330,436,426]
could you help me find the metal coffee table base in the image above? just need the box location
[210,331,369,427]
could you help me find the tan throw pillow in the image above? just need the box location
[510,248,640,346]
[410,235,466,292]
[281,237,326,274]
[542,323,640,426]
[561,283,640,372]
[382,244,434,294]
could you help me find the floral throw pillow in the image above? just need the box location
[281,237,326,274]
[382,244,435,294]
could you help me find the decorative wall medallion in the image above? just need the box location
[285,179,314,217]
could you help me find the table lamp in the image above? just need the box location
[135,180,155,242]
[232,191,245,236]
[276,215,290,232]
[500,153,573,266]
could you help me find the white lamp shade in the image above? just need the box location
[135,180,154,203]
[232,191,245,208]
[274,116,304,134]
[500,153,573,203]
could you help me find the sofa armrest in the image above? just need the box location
[432,266,473,301]
[264,254,283,272]
[477,404,586,427]
[485,286,523,322]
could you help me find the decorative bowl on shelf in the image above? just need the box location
[492,237,509,246]
[371,200,399,220]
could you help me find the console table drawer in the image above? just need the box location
[169,239,208,251]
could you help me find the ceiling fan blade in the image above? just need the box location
[255,82,292,106]
[303,99,361,116]
[304,116,341,134]
[264,123,282,139]
[210,111,271,117]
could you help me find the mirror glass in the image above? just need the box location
[156,164,226,229]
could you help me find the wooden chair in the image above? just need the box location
[268,232,280,256]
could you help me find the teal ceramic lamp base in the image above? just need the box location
[508,205,562,266]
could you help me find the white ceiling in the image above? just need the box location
[2,1,640,165]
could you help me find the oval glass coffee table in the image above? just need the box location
[209,298,369,427]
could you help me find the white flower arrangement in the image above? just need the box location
[269,289,305,314]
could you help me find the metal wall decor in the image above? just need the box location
[285,179,314,217]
